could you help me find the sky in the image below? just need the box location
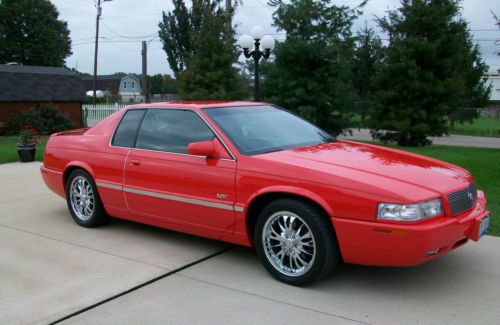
[51,0,500,76]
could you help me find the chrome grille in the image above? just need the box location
[447,183,477,215]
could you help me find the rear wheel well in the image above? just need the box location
[246,192,334,245]
[63,166,87,188]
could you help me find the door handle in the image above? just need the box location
[129,159,141,167]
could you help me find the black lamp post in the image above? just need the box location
[238,26,275,101]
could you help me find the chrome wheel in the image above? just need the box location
[262,211,316,277]
[69,176,95,221]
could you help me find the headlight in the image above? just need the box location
[377,199,443,221]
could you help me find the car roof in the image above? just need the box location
[124,100,268,110]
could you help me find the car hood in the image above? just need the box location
[257,141,472,200]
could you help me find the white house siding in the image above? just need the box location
[121,92,144,103]
[486,74,500,101]
[119,75,143,103]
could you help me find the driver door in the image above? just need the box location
[123,108,237,233]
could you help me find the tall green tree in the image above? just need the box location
[261,0,364,135]
[449,30,491,130]
[158,0,248,100]
[0,0,72,66]
[370,0,490,146]
[158,0,193,75]
[148,74,179,95]
[353,24,384,127]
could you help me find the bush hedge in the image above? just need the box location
[5,104,73,135]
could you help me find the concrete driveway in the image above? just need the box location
[1,162,499,324]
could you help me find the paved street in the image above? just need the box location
[1,162,499,324]
[339,129,500,148]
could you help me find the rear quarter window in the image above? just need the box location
[111,110,146,147]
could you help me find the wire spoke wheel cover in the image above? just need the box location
[69,176,95,221]
[262,211,316,277]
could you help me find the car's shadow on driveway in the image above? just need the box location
[175,240,499,324]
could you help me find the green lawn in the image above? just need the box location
[0,135,497,235]
[0,136,48,164]
[385,145,499,237]
[450,117,500,137]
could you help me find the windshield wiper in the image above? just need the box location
[259,148,286,154]
[317,131,336,143]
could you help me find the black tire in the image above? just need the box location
[254,198,339,286]
[65,169,108,227]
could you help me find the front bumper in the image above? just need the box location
[333,191,489,266]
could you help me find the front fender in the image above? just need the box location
[244,185,334,217]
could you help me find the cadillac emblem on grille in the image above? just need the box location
[447,183,477,215]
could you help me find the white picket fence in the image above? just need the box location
[83,104,126,127]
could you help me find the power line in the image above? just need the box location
[100,20,157,39]
[57,0,93,10]
[252,0,273,12]
[73,39,164,46]
[99,36,137,51]
[72,36,499,47]
[102,13,162,20]
[238,6,266,10]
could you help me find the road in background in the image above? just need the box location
[339,129,500,148]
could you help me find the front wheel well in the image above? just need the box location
[245,192,334,245]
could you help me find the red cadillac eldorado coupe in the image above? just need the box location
[41,101,490,285]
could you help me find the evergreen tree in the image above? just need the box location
[370,0,490,146]
[148,74,179,95]
[158,0,248,100]
[449,30,490,130]
[158,0,193,76]
[261,0,364,135]
[353,24,384,127]
[0,0,72,66]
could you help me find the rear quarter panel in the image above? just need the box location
[43,110,129,213]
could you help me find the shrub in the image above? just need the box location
[5,104,74,135]
[83,95,107,104]
[4,112,24,135]
[23,104,74,135]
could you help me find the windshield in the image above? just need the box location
[203,105,335,155]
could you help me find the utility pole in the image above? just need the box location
[226,0,231,22]
[92,0,112,106]
[225,0,232,44]
[142,40,150,103]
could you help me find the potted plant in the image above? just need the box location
[17,125,40,162]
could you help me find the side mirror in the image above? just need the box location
[187,140,215,157]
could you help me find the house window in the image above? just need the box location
[131,81,135,89]
[123,81,127,89]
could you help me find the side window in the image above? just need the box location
[131,81,135,89]
[136,109,214,154]
[111,110,146,147]
[123,81,127,89]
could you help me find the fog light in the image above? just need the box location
[425,248,440,257]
